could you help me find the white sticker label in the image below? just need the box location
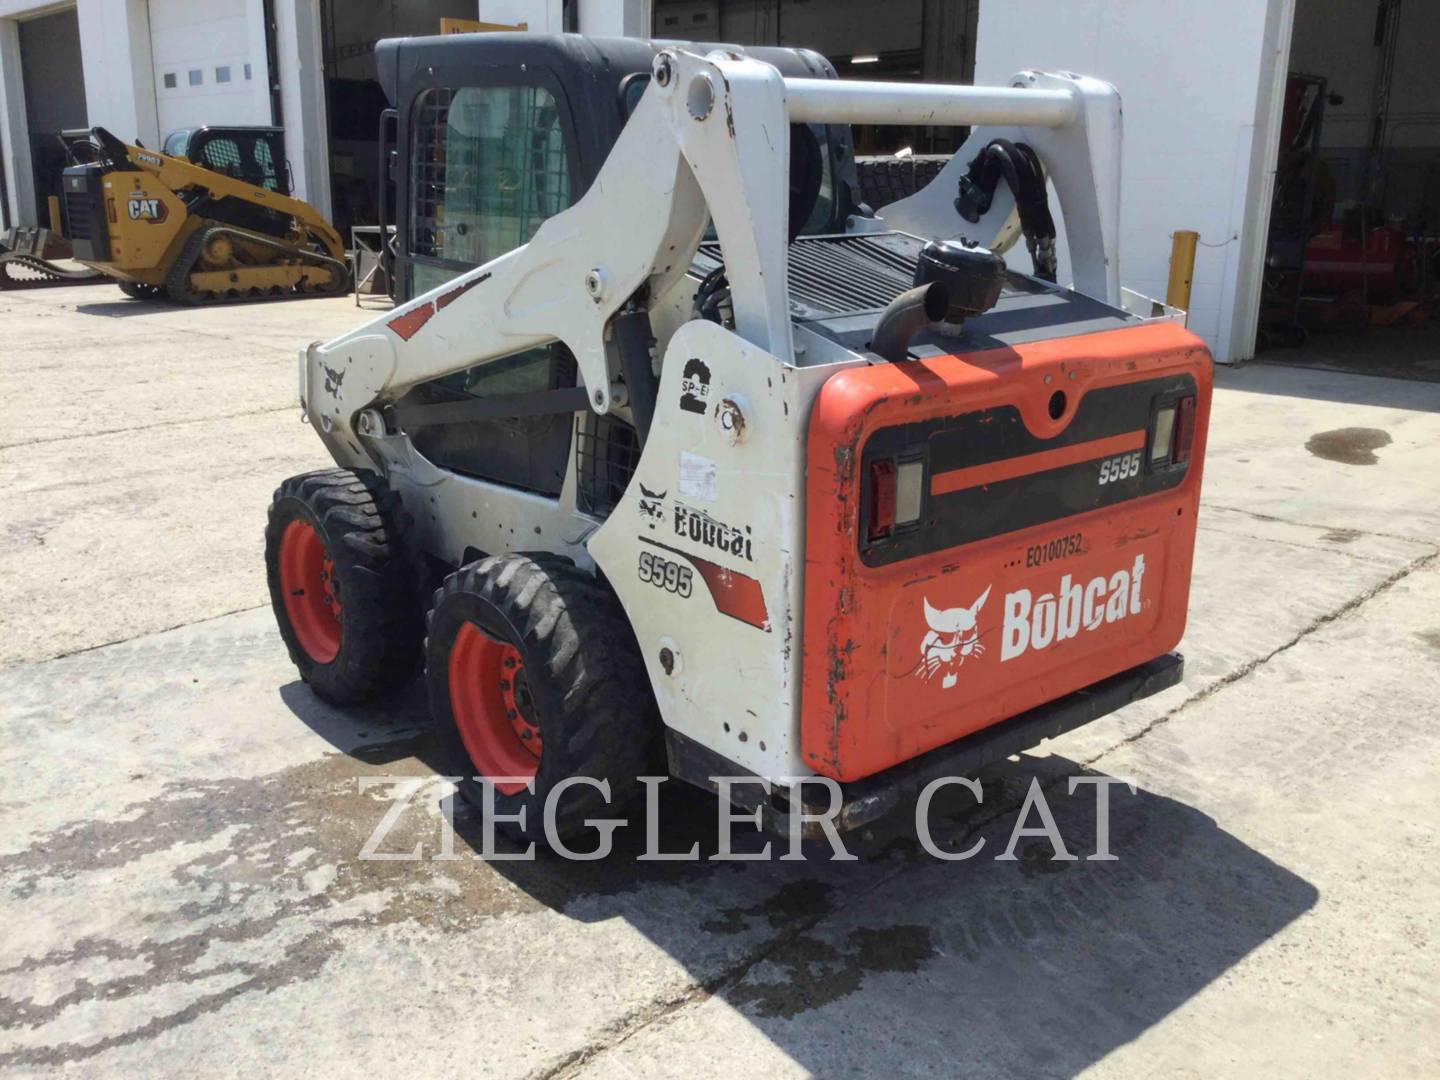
[678,451,717,502]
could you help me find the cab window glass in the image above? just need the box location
[410,85,571,270]
[402,344,576,498]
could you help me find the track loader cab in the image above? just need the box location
[161,126,292,194]
[267,36,1213,845]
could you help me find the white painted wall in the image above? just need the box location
[975,0,1293,363]
[0,16,31,228]
[273,0,330,218]
[75,0,160,149]
[149,0,270,137]
[579,0,651,38]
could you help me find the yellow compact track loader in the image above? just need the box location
[60,126,348,304]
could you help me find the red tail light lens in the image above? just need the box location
[868,459,896,541]
[1173,395,1196,463]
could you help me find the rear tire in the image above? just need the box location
[265,469,423,703]
[426,553,658,843]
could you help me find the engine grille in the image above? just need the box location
[61,167,110,262]
[63,190,91,241]
[696,232,924,320]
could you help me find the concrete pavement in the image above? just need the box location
[1,283,1436,1077]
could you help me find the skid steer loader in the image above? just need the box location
[58,126,348,303]
[264,34,1212,844]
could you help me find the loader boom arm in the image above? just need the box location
[302,49,1121,456]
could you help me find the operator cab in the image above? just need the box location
[376,33,865,517]
[376,33,861,303]
[161,126,290,194]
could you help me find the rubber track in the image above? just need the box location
[0,253,106,290]
[166,224,349,305]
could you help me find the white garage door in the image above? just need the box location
[150,0,272,140]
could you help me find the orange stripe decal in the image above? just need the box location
[930,429,1146,496]
[387,301,435,341]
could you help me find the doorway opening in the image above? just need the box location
[1259,0,1440,381]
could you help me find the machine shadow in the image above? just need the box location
[274,685,1317,1076]
[70,298,184,318]
[464,753,1318,1076]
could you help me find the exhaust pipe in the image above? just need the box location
[870,283,949,363]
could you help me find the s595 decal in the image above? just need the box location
[638,550,693,597]
[1097,451,1141,485]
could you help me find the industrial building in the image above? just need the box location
[1,0,1434,367]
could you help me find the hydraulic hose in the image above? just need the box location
[955,138,1058,282]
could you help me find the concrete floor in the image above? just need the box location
[1,283,1437,1077]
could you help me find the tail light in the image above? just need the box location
[1149,394,1197,468]
[867,460,896,541]
[867,458,925,542]
[1173,394,1196,463]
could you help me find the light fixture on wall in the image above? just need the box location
[851,54,880,65]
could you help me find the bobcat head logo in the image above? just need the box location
[916,586,991,689]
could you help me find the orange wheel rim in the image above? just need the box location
[448,622,541,795]
[278,519,342,663]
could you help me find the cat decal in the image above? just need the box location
[915,586,991,689]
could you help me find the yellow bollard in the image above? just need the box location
[1167,230,1198,312]
[47,195,62,235]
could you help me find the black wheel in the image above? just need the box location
[118,281,163,300]
[265,469,423,703]
[426,553,658,843]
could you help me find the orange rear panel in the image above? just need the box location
[801,322,1212,782]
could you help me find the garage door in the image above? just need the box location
[149,0,271,139]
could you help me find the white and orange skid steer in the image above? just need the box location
[264,34,1211,844]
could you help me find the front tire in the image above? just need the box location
[426,554,658,843]
[265,469,422,703]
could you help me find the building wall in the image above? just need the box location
[974,0,1293,363]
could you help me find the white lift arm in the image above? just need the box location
[302,48,1122,452]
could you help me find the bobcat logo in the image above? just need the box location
[638,483,666,526]
[915,586,991,689]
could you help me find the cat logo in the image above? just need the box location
[127,196,168,223]
[915,586,990,689]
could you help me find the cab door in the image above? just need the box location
[395,74,580,301]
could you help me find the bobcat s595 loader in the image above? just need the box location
[265,34,1211,844]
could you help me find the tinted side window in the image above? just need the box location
[402,344,577,498]
[410,85,571,293]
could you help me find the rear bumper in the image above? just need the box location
[667,651,1183,837]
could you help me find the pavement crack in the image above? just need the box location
[1082,548,1438,766]
[5,604,270,669]
[534,864,914,1080]
[1201,502,1436,548]
[1,406,298,450]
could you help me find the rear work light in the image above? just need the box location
[867,458,924,541]
[1150,394,1197,468]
